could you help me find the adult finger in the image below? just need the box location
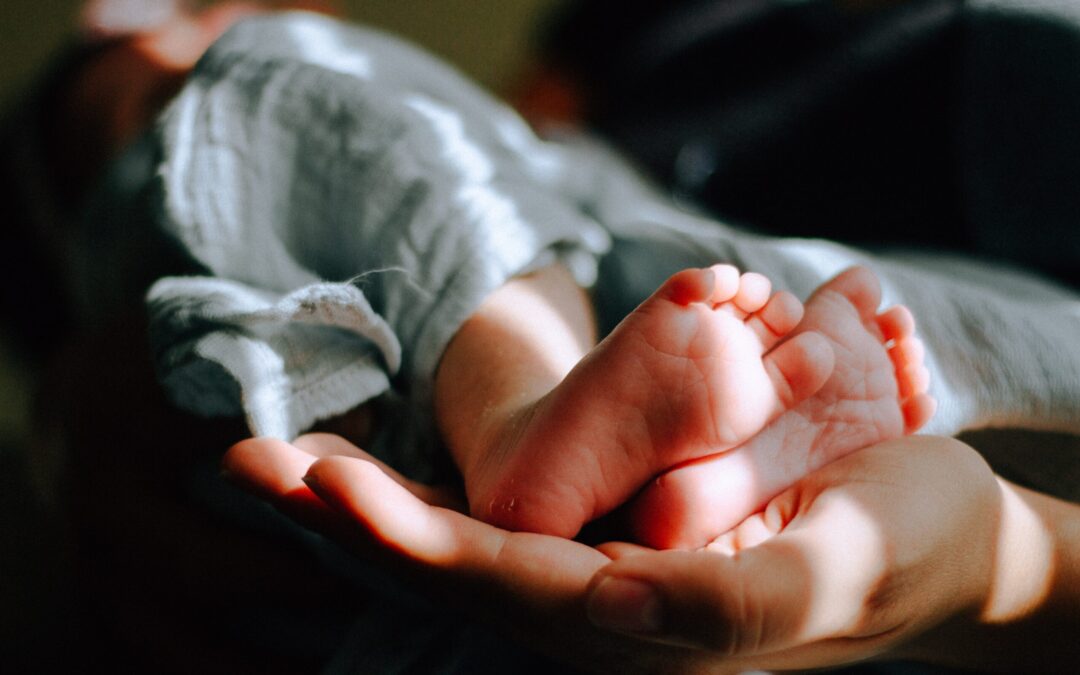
[221,436,358,542]
[223,437,320,504]
[223,434,467,550]
[294,433,465,510]
[227,439,715,673]
[303,455,610,590]
[302,456,704,673]
[224,434,464,510]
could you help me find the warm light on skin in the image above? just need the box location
[706,494,785,555]
[785,492,890,642]
[465,267,595,405]
[433,263,595,491]
[981,479,1056,624]
[310,456,482,568]
[230,433,1080,673]
[705,490,891,645]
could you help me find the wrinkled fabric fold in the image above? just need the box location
[146,12,611,452]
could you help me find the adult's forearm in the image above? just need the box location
[905,476,1080,672]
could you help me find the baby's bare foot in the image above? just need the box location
[628,265,936,549]
[466,264,835,538]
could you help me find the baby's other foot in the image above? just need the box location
[467,265,835,538]
[629,265,936,549]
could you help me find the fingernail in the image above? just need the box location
[587,576,663,633]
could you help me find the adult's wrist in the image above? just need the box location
[901,469,1080,671]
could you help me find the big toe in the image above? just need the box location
[763,331,835,414]
[812,265,882,321]
[659,265,740,306]
[746,290,804,350]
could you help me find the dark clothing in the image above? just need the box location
[543,0,1080,286]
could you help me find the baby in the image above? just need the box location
[434,261,932,549]
[129,11,942,551]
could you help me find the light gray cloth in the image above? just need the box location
[147,12,1080,488]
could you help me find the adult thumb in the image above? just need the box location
[586,506,884,656]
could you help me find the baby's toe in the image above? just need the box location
[898,362,931,400]
[902,392,937,432]
[877,305,916,342]
[706,264,742,305]
[660,266,739,306]
[762,331,834,413]
[888,335,925,373]
[814,265,883,321]
[746,290,804,349]
[731,272,772,314]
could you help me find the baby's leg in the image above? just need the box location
[628,266,936,549]
[437,263,836,538]
[435,264,595,488]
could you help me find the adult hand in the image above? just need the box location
[223,433,710,674]
[591,434,1080,672]
[588,435,998,670]
[223,434,1078,673]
